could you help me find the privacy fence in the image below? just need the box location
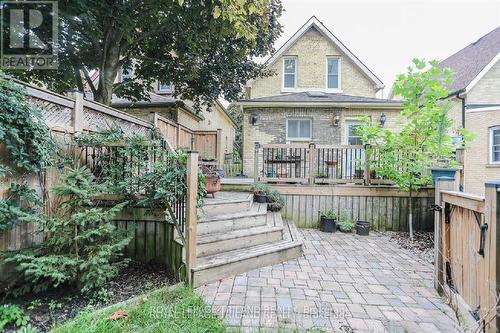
[274,184,435,230]
[434,178,498,333]
[0,80,199,287]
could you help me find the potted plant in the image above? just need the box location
[319,209,337,233]
[253,184,270,203]
[267,189,285,212]
[355,220,370,236]
[338,215,355,233]
[203,170,221,198]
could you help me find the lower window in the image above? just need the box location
[490,126,500,164]
[286,119,311,141]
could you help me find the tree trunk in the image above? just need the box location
[94,28,122,105]
[408,188,414,240]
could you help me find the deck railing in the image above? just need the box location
[255,143,392,185]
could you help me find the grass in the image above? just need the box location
[51,286,226,333]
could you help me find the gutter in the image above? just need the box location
[236,101,403,110]
[446,88,466,128]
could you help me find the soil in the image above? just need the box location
[389,231,435,265]
[2,261,175,332]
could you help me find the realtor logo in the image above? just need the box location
[1,1,58,69]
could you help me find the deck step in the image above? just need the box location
[192,220,303,287]
[200,192,253,217]
[196,213,283,257]
[197,203,267,235]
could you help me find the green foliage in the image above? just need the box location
[52,287,226,333]
[5,167,132,295]
[252,183,271,195]
[320,209,337,219]
[8,0,283,107]
[267,189,285,210]
[0,183,44,231]
[226,104,243,158]
[0,304,30,331]
[338,215,355,231]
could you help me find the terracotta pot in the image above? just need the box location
[205,175,221,197]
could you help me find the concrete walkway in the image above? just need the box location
[195,229,463,332]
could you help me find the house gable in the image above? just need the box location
[249,16,384,99]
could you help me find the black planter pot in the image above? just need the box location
[254,193,267,203]
[356,221,370,236]
[267,203,282,212]
[320,216,337,233]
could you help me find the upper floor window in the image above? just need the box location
[286,118,311,141]
[120,67,133,81]
[490,126,500,164]
[158,82,173,93]
[326,57,340,89]
[283,57,297,89]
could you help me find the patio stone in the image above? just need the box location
[195,228,463,332]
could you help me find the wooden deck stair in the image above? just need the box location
[191,192,303,287]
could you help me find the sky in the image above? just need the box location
[269,0,500,97]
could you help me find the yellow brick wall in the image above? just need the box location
[242,107,402,176]
[463,109,500,196]
[467,59,500,104]
[250,27,378,98]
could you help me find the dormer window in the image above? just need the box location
[283,56,297,90]
[158,82,173,93]
[120,67,133,82]
[326,57,340,90]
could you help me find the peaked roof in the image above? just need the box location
[440,26,500,93]
[265,16,384,90]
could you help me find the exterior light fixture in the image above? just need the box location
[333,112,340,127]
[249,112,260,126]
[380,113,387,127]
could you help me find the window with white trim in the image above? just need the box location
[345,121,363,145]
[283,57,297,89]
[286,119,311,141]
[120,67,133,81]
[326,57,340,89]
[490,126,500,164]
[158,82,173,93]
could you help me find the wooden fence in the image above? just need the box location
[275,184,435,230]
[435,179,498,333]
[255,143,392,185]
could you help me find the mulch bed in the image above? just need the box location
[2,261,176,333]
[389,231,435,265]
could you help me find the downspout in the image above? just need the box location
[454,88,466,128]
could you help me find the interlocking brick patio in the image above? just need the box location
[195,228,463,332]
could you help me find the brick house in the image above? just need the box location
[438,26,500,195]
[238,16,402,177]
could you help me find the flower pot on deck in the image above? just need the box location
[320,216,337,233]
[356,221,370,236]
[254,193,267,203]
[205,175,221,198]
[431,168,458,185]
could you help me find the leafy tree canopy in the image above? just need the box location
[7,0,283,108]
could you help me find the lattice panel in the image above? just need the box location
[28,97,72,129]
[83,107,151,136]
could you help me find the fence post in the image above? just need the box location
[72,92,84,133]
[434,176,455,293]
[484,181,499,333]
[364,144,371,185]
[216,129,222,169]
[254,142,260,184]
[309,143,316,185]
[185,151,199,286]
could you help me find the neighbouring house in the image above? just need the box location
[438,26,500,195]
[87,73,237,168]
[238,16,403,178]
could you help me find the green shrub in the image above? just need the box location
[338,214,355,231]
[5,167,132,295]
[252,183,271,195]
[0,304,30,331]
[320,209,337,219]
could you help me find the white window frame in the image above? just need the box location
[120,67,133,82]
[282,56,297,91]
[344,120,363,145]
[158,81,173,93]
[325,56,341,92]
[286,118,312,141]
[490,126,500,164]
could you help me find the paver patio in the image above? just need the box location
[195,228,463,332]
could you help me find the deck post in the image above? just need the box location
[254,142,260,184]
[71,92,84,133]
[308,143,316,185]
[185,151,199,286]
[364,144,371,185]
[484,181,499,333]
[434,177,455,293]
